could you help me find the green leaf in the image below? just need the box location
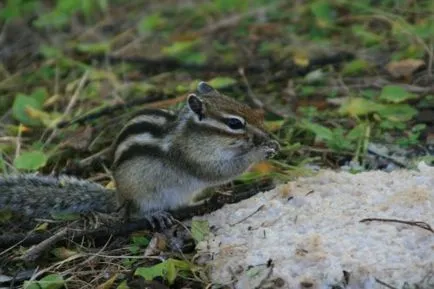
[351,25,382,46]
[301,120,333,141]
[162,41,196,57]
[32,88,48,105]
[347,123,365,140]
[134,259,192,285]
[116,280,130,289]
[14,150,48,171]
[338,97,381,117]
[132,236,150,247]
[39,45,64,59]
[341,59,371,75]
[379,85,418,103]
[76,42,111,54]
[310,0,335,28]
[12,94,43,126]
[376,104,418,122]
[135,263,165,281]
[138,13,165,34]
[208,77,237,89]
[191,220,210,243]
[24,274,65,289]
[182,52,206,65]
[34,11,70,28]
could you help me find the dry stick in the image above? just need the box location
[43,70,89,147]
[360,218,434,234]
[20,228,69,263]
[238,67,264,109]
[375,278,398,289]
[197,4,279,36]
[238,68,288,119]
[366,146,408,168]
[230,204,265,226]
[56,93,164,128]
[14,124,23,161]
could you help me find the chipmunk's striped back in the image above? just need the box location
[112,108,177,168]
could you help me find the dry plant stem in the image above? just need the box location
[229,204,265,226]
[79,147,111,167]
[366,146,408,168]
[239,68,288,119]
[375,278,398,289]
[43,70,89,147]
[20,228,69,262]
[238,67,264,109]
[14,124,22,161]
[198,4,279,35]
[56,94,164,128]
[360,218,434,234]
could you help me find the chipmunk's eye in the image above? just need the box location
[225,118,245,130]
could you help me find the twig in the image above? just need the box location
[14,124,23,161]
[239,67,264,109]
[375,278,398,289]
[56,93,164,128]
[239,68,288,118]
[43,70,89,147]
[366,145,408,168]
[360,218,434,234]
[230,204,265,226]
[20,228,69,262]
[198,5,279,36]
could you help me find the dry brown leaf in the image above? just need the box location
[250,161,276,174]
[144,233,167,256]
[60,126,93,151]
[386,59,425,79]
[293,50,310,67]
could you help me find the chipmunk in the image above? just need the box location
[0,82,279,225]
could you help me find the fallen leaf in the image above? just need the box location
[386,59,425,79]
[144,233,167,256]
[293,50,309,67]
[250,161,276,174]
[14,150,48,171]
[191,220,210,243]
[379,85,418,103]
[51,247,79,259]
[60,126,94,151]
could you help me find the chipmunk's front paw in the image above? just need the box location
[144,211,174,230]
[264,140,280,159]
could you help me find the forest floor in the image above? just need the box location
[0,0,433,288]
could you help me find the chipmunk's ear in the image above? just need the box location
[187,93,205,120]
[197,81,219,96]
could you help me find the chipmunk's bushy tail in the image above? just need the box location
[0,175,117,219]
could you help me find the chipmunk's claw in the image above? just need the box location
[265,140,280,159]
[145,211,174,230]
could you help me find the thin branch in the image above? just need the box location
[360,218,434,234]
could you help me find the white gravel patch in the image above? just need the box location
[195,162,434,289]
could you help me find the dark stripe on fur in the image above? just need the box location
[112,144,165,169]
[114,122,167,148]
[130,108,177,122]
